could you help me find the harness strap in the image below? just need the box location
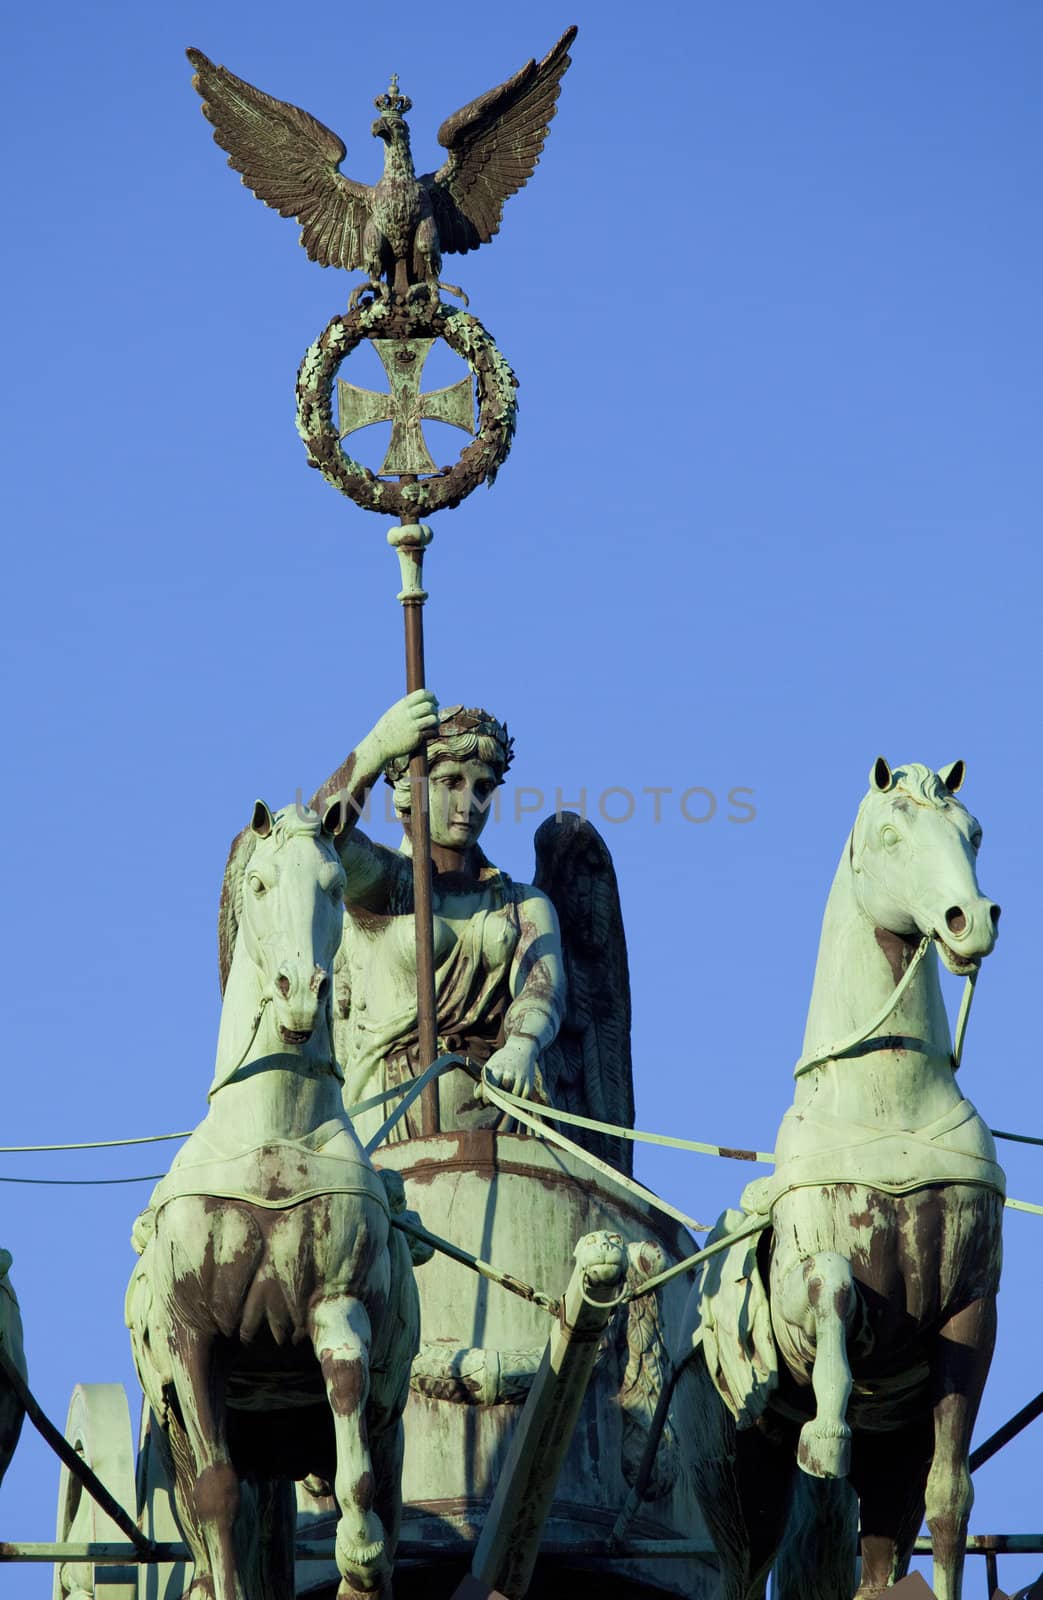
[953,966,978,1068]
[621,1210,772,1303]
[390,1212,559,1317]
[363,1055,465,1154]
[477,1092,773,1165]
[479,1078,711,1235]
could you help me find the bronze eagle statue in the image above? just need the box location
[187,28,577,307]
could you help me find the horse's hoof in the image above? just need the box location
[337,1582,391,1600]
[336,1520,390,1589]
[797,1420,851,1479]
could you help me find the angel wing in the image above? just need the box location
[423,25,577,255]
[187,49,372,270]
[533,809,635,1176]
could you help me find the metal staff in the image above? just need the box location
[388,518,440,1135]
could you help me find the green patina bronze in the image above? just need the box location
[337,336,474,477]
[683,759,1003,1600]
[24,26,1018,1600]
[127,801,425,1600]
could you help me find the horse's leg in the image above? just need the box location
[309,1293,390,1599]
[253,1476,296,1600]
[683,1360,796,1600]
[165,1326,241,1600]
[849,1417,932,1598]
[926,1295,997,1600]
[367,1415,405,1561]
[164,1404,214,1599]
[776,1252,857,1479]
[772,1473,858,1600]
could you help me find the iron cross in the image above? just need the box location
[337,338,474,476]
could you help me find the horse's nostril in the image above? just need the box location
[990,904,1002,926]
[945,907,967,937]
[313,972,329,999]
[276,971,292,999]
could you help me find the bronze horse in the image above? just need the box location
[685,760,1003,1600]
[127,802,422,1600]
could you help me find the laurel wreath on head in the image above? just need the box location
[295,299,519,517]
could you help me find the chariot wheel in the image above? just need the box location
[52,1383,137,1600]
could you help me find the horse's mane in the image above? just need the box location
[217,806,327,995]
[218,827,254,996]
[883,763,951,808]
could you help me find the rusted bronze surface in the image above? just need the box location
[297,299,517,517]
[187,30,576,305]
[385,524,441,1130]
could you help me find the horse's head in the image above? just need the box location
[238,799,347,1044]
[851,758,1000,975]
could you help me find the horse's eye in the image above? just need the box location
[329,881,345,902]
[970,829,983,852]
[248,874,267,896]
[881,826,900,849]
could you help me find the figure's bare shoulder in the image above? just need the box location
[511,881,560,933]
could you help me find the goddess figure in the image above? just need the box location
[218,691,634,1166]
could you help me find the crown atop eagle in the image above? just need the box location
[374,74,412,118]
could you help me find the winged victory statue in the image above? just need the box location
[187,27,577,308]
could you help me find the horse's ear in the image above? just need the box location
[939,759,965,794]
[251,799,274,839]
[870,757,893,792]
[322,797,347,840]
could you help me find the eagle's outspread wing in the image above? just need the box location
[187,48,372,271]
[423,25,577,256]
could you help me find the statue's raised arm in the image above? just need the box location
[216,690,438,992]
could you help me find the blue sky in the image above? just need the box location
[2,3,1041,1593]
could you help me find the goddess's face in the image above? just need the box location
[427,758,498,850]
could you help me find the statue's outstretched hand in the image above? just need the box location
[367,690,439,767]
[481,1037,546,1105]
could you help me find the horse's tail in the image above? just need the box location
[772,1473,858,1600]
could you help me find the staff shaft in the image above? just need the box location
[390,521,440,1135]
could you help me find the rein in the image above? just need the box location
[479,1077,712,1235]
[792,936,979,1079]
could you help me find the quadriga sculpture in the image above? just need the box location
[685,758,1003,1600]
[127,801,422,1600]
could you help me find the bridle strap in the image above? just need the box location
[793,937,933,1079]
